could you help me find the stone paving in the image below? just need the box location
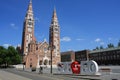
[1,66,120,80]
[0,69,78,80]
[0,70,32,80]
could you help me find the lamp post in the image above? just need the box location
[48,45,55,74]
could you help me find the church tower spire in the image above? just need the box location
[52,7,57,21]
[49,8,61,65]
[25,0,33,20]
[22,0,35,56]
[30,0,32,3]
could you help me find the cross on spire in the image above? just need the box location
[52,7,57,20]
[30,0,32,3]
[26,0,33,17]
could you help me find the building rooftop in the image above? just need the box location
[61,51,75,55]
[90,47,120,54]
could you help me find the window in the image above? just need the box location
[39,60,42,65]
[30,63,32,68]
[54,28,58,32]
[117,51,120,54]
[36,47,38,50]
[30,58,32,61]
[44,48,47,51]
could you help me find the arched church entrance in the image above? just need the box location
[44,59,48,65]
[30,63,32,68]
[43,56,50,66]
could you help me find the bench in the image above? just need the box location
[99,68,111,75]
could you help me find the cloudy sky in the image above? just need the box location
[0,0,120,52]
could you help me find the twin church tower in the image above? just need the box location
[21,0,61,68]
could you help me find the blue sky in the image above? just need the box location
[0,0,120,52]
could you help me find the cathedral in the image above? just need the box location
[21,0,61,68]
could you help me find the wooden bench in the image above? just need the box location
[99,68,111,75]
[99,68,111,72]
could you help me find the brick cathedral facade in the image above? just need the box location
[21,0,61,68]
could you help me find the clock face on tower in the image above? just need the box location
[28,19,32,27]
[55,33,58,37]
[28,28,32,32]
[28,22,32,27]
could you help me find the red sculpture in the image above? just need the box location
[71,61,80,74]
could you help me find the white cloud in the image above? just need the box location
[10,23,15,26]
[3,44,21,49]
[94,38,105,45]
[14,44,21,48]
[76,38,84,41]
[61,37,71,42]
[3,44,11,48]
[35,17,40,22]
[37,34,45,39]
[100,42,105,45]
[10,23,18,29]
[108,37,112,41]
[13,44,21,48]
[17,44,21,47]
[95,38,101,42]
[108,37,119,41]
[67,49,73,51]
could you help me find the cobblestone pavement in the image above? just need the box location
[2,68,120,80]
[0,69,80,80]
[0,70,32,80]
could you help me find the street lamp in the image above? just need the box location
[48,45,55,74]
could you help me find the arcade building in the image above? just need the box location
[61,47,120,65]
[89,47,120,65]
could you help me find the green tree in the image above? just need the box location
[96,46,99,50]
[0,46,4,65]
[0,46,22,68]
[4,57,11,67]
[118,40,120,47]
[7,46,21,65]
[107,43,114,48]
[0,46,7,67]
[100,46,104,49]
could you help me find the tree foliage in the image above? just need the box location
[94,40,120,51]
[118,40,120,47]
[100,46,104,49]
[95,46,104,50]
[0,46,21,68]
[107,43,114,48]
[95,46,99,50]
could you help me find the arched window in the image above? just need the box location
[30,63,32,68]
[39,60,42,65]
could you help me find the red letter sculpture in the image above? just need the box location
[71,61,80,74]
